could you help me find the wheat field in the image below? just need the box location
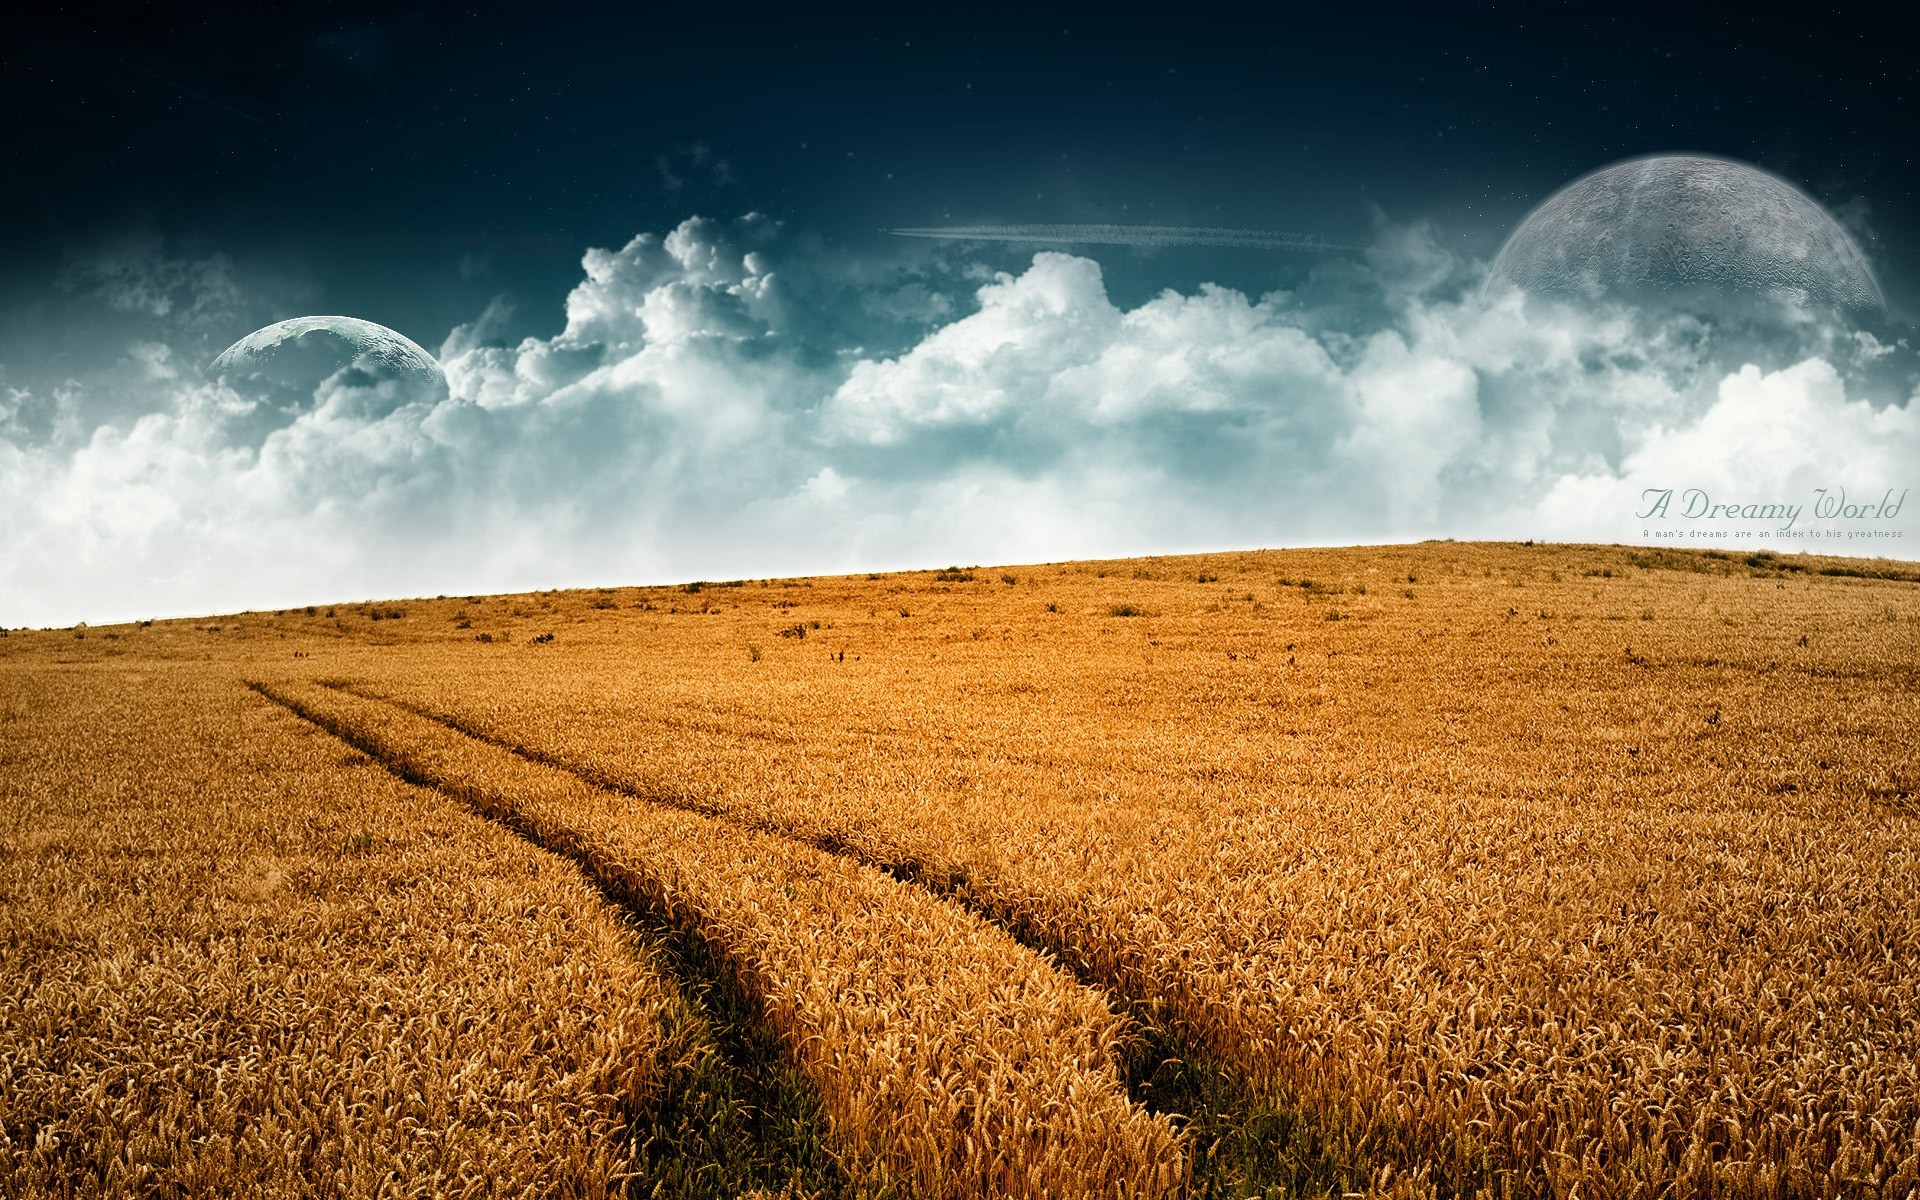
[4,541,1918,1198]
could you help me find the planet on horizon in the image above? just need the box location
[1483,154,1884,315]
[208,315,448,401]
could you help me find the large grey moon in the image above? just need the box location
[1483,155,1884,314]
[208,315,447,393]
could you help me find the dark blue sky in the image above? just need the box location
[7,1,1915,350]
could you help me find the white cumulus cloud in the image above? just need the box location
[2,214,1914,628]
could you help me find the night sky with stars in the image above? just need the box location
[7,2,1915,342]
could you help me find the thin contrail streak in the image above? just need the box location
[885,224,1361,252]
[119,59,268,127]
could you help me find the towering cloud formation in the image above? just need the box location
[1,215,1913,627]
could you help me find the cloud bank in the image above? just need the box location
[2,216,1915,626]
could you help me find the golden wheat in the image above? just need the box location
[251,677,1185,1200]
[0,663,672,1198]
[300,543,1920,1197]
[6,542,1917,1197]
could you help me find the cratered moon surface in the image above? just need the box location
[1483,155,1884,313]
[209,315,447,393]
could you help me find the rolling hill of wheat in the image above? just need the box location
[4,542,1917,1198]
